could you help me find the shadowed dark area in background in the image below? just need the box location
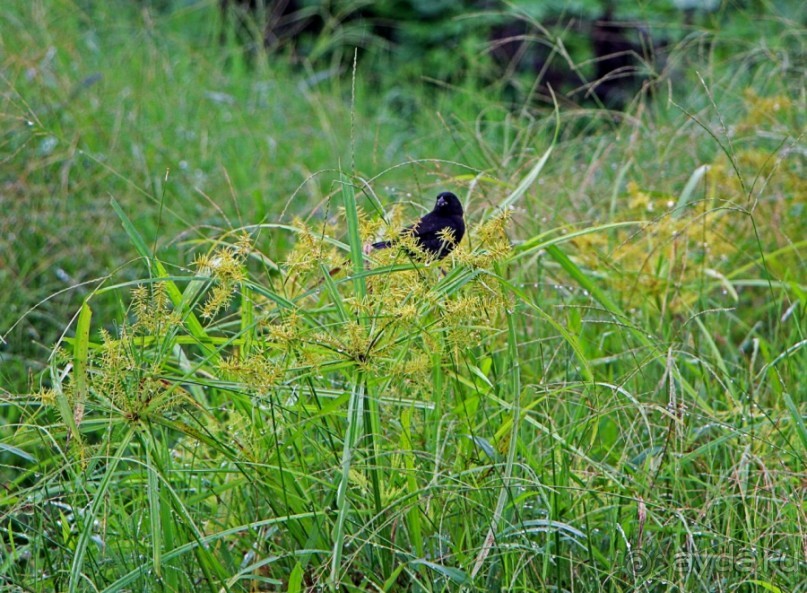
[218,0,715,109]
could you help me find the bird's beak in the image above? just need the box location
[437,196,447,208]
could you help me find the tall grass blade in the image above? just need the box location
[100,511,322,592]
[494,89,560,214]
[61,300,91,447]
[471,262,522,581]
[675,164,710,217]
[319,264,349,322]
[544,244,623,317]
[69,428,135,593]
[330,378,364,588]
[400,408,424,559]
[145,440,163,577]
[240,282,254,358]
[783,393,807,454]
[340,174,367,302]
[411,560,472,585]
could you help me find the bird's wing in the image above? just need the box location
[371,213,461,257]
[411,215,463,255]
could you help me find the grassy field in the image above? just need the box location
[1,1,805,591]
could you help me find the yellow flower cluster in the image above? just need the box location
[219,352,283,393]
[572,89,803,314]
[131,282,181,333]
[194,243,248,320]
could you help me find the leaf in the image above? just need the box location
[741,580,783,593]
[340,173,367,302]
[468,364,493,389]
[783,393,807,454]
[287,563,304,593]
[675,164,710,217]
[0,443,35,463]
[410,559,473,585]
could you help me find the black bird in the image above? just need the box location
[368,192,465,260]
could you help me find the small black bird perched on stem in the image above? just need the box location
[367,191,465,260]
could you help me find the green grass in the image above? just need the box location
[1,1,805,591]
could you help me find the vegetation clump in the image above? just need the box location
[0,1,804,591]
